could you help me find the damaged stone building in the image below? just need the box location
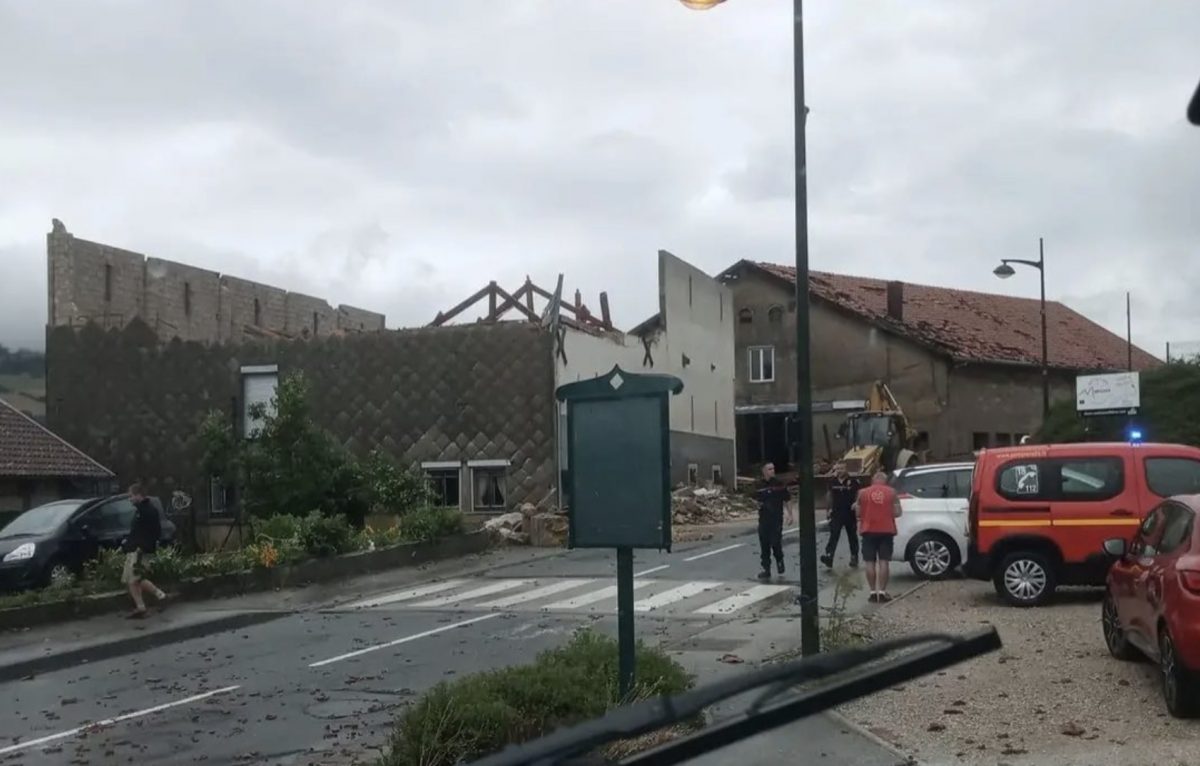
[45,223,736,537]
[719,260,1160,470]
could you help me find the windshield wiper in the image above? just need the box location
[470,628,1001,766]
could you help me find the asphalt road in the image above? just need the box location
[0,524,897,766]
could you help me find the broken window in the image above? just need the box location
[712,464,724,486]
[688,464,699,485]
[972,432,990,451]
[423,463,461,509]
[473,466,507,511]
[768,305,784,324]
[749,346,775,383]
[738,308,753,325]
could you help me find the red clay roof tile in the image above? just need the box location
[748,262,1159,371]
[0,398,115,479]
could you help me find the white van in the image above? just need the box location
[889,462,974,579]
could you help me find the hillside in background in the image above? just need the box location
[0,344,46,420]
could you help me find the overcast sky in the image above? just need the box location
[2,1,1198,355]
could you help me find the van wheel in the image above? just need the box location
[908,532,959,579]
[994,551,1056,607]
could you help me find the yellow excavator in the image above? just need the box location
[827,381,920,480]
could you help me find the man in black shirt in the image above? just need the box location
[123,483,167,618]
[820,461,861,569]
[755,462,791,581]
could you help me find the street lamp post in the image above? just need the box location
[679,0,820,656]
[993,237,1049,420]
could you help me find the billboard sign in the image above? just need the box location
[1076,372,1140,417]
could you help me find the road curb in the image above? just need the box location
[827,709,916,764]
[0,610,288,683]
[0,530,492,632]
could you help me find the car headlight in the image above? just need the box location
[2,543,36,562]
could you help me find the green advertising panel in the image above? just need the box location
[556,366,683,551]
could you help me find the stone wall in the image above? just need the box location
[46,220,385,344]
[46,320,557,517]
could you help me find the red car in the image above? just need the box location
[1102,495,1200,717]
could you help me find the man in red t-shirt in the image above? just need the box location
[854,471,903,603]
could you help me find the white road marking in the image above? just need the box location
[411,579,530,607]
[0,685,241,757]
[634,581,721,612]
[308,613,500,667]
[477,579,597,608]
[634,564,670,577]
[694,584,792,615]
[345,579,468,609]
[542,580,653,610]
[683,543,745,562]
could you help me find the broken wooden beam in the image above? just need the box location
[599,292,611,329]
[430,283,493,326]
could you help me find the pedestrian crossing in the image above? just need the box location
[338,577,793,618]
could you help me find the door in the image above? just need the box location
[75,498,136,564]
[1047,453,1139,567]
[1117,505,1167,648]
[947,467,974,552]
[1142,502,1196,650]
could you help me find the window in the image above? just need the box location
[948,469,974,499]
[712,464,724,486]
[767,305,784,324]
[209,476,229,515]
[1158,503,1195,556]
[104,264,113,302]
[241,364,278,438]
[423,463,461,509]
[312,311,319,335]
[972,432,990,451]
[472,466,507,511]
[688,464,699,485]
[996,457,1124,502]
[1132,506,1167,557]
[184,282,192,317]
[749,346,775,383]
[995,433,1013,447]
[738,308,753,325]
[897,470,953,499]
[253,298,262,326]
[1145,457,1200,497]
[85,499,135,534]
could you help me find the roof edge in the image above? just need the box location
[0,398,116,478]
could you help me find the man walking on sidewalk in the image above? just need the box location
[123,483,167,619]
[755,463,791,581]
[855,471,902,603]
[820,461,860,569]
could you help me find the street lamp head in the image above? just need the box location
[993,263,1016,279]
[679,0,726,8]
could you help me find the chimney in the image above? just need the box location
[886,281,904,322]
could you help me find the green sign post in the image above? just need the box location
[556,366,683,697]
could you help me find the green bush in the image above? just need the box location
[357,450,436,513]
[382,631,693,766]
[298,510,353,557]
[396,507,464,544]
[251,513,307,543]
[85,548,126,590]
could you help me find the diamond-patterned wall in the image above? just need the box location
[46,319,557,514]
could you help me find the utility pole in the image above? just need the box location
[791,0,819,657]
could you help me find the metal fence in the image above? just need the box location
[1165,341,1200,363]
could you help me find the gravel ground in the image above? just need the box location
[838,579,1200,766]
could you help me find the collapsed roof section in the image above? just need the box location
[430,276,619,337]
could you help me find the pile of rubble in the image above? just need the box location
[483,503,569,547]
[671,486,758,526]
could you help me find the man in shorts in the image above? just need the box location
[855,471,902,603]
[123,483,167,618]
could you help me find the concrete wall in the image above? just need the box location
[218,275,288,343]
[46,321,557,517]
[728,269,1075,464]
[144,257,222,343]
[47,222,384,344]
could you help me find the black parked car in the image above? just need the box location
[0,495,176,591]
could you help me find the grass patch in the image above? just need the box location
[381,630,694,766]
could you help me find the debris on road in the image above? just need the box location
[483,512,527,544]
[671,486,758,525]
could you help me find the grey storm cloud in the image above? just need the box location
[0,0,1198,355]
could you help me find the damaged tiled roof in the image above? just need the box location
[0,397,115,479]
[746,261,1159,371]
